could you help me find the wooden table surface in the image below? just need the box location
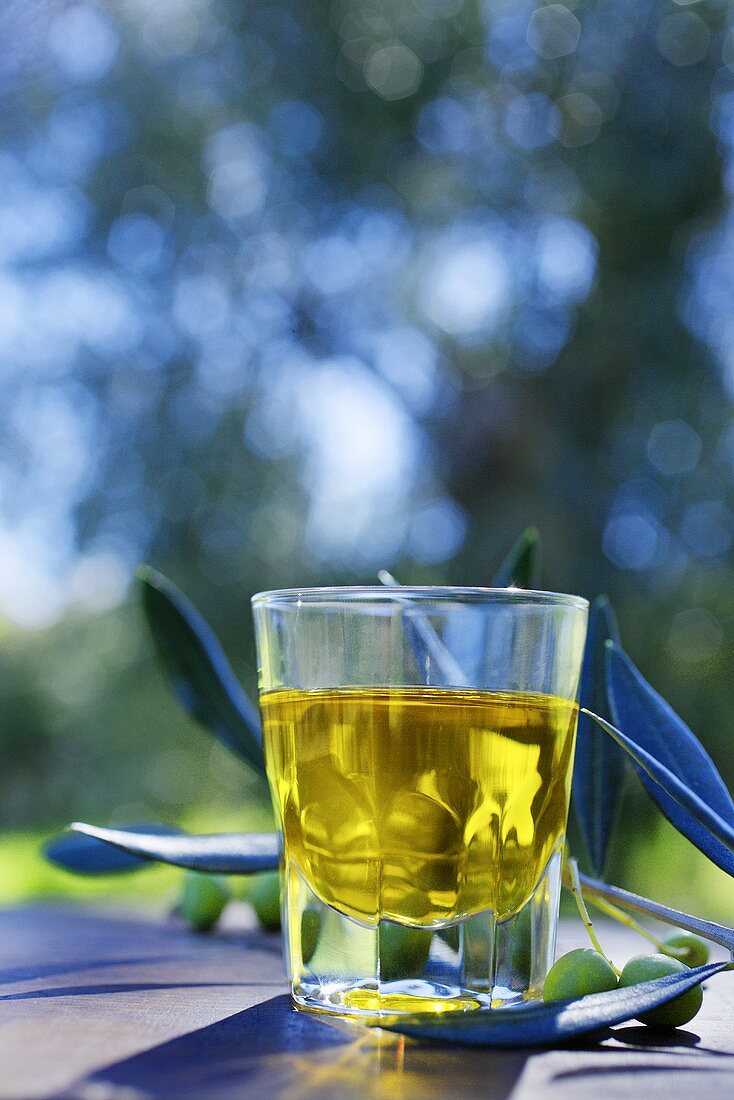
[1,903,732,1100]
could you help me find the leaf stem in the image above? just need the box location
[565,856,620,975]
[577,870,734,956]
[584,894,686,957]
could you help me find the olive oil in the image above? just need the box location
[260,686,578,927]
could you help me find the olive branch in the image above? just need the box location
[44,529,734,1045]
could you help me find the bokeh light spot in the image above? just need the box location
[668,608,723,663]
[173,275,230,338]
[603,512,667,571]
[535,217,597,302]
[270,100,324,158]
[418,98,475,155]
[554,92,603,148]
[409,499,467,564]
[504,94,558,150]
[647,420,702,477]
[47,3,119,82]
[657,12,710,67]
[419,233,511,337]
[527,5,581,60]
[206,123,269,221]
[107,214,166,272]
[681,500,734,558]
[365,43,423,101]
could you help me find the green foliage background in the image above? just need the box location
[1,0,733,917]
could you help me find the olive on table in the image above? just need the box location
[543,948,618,1001]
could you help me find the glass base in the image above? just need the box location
[295,981,485,1018]
[284,845,563,1020]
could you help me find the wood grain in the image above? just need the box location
[0,905,732,1099]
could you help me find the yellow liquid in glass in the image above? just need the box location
[260,687,578,927]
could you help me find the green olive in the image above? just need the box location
[543,948,618,1001]
[661,932,709,969]
[618,953,703,1028]
[379,923,433,982]
[507,907,533,978]
[245,871,281,931]
[301,908,321,965]
[180,872,231,932]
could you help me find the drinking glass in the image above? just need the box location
[252,587,588,1018]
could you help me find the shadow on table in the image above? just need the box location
[1,980,263,1002]
[59,995,530,1100]
[552,1063,734,1085]
[0,955,177,988]
[609,1025,734,1060]
[612,1026,702,1049]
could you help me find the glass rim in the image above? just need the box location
[251,585,588,611]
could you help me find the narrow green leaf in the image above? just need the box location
[377,570,469,687]
[380,963,729,1047]
[44,822,183,875]
[606,642,734,877]
[492,528,541,589]
[377,526,544,683]
[138,565,265,774]
[69,823,279,874]
[572,598,626,877]
[583,708,734,870]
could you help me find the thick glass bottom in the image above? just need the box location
[295,981,485,1018]
[284,844,563,1020]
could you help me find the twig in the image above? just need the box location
[566,856,620,976]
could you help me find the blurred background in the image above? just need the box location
[1,0,733,918]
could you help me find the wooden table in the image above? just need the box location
[1,904,732,1099]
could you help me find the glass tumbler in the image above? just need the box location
[252,587,588,1018]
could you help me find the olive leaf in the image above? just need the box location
[376,528,543,687]
[572,598,627,877]
[379,962,729,1048]
[66,823,279,874]
[44,822,184,875]
[138,565,266,774]
[377,570,469,687]
[53,821,734,955]
[492,527,541,589]
[584,708,734,873]
[578,871,734,955]
[605,641,734,877]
